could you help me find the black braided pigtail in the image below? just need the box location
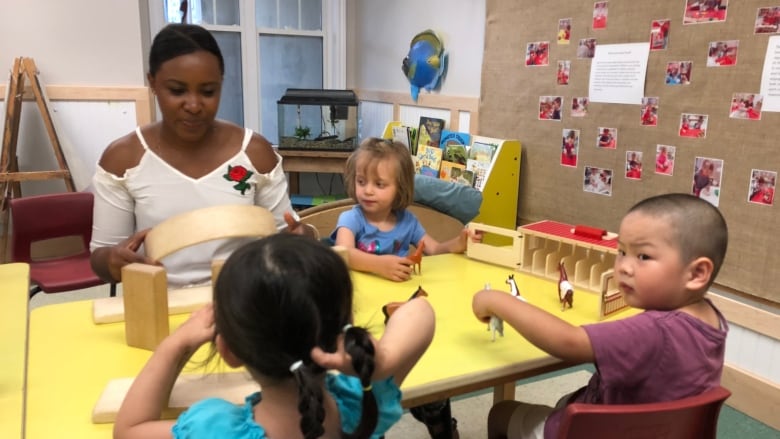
[290,361,326,439]
[342,325,379,439]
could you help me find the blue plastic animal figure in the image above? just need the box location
[402,29,447,102]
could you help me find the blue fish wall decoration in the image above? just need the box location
[402,30,447,102]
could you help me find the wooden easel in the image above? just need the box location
[0,57,75,261]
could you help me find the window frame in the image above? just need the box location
[145,0,346,137]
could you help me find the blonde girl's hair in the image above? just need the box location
[344,138,415,211]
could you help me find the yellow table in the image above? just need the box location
[0,263,30,439]
[24,254,635,438]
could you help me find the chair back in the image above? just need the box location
[557,386,731,439]
[9,192,94,263]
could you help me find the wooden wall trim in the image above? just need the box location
[722,364,780,431]
[0,84,154,126]
[355,89,480,134]
[708,293,780,342]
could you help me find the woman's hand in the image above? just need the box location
[106,229,158,281]
[283,211,319,239]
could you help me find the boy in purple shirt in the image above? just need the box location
[472,193,729,439]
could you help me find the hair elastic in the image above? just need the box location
[363,384,373,392]
[342,323,353,333]
[289,360,303,373]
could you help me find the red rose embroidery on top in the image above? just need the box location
[223,165,254,195]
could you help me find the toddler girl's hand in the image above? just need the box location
[378,255,414,282]
[310,335,358,377]
[171,303,216,353]
[471,289,496,324]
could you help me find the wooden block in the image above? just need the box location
[465,223,522,270]
[144,205,277,261]
[122,263,169,351]
[92,372,259,424]
[92,287,212,324]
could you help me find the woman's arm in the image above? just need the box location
[114,304,216,439]
[310,297,435,386]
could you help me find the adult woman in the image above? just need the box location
[90,23,303,288]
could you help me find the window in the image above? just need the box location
[148,0,345,144]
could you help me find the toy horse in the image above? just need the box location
[382,285,428,324]
[409,241,425,274]
[482,283,504,341]
[558,261,574,311]
[505,274,527,302]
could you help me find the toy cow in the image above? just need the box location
[558,261,574,310]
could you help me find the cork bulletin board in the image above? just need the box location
[480,0,779,304]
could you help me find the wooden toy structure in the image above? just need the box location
[114,205,277,351]
[466,220,629,319]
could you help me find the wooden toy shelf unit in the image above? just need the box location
[382,122,521,236]
[466,220,628,319]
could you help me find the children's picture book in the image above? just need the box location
[392,125,414,150]
[440,160,467,183]
[417,116,446,152]
[468,141,498,163]
[467,159,491,191]
[439,129,471,149]
[453,168,476,187]
[415,144,443,178]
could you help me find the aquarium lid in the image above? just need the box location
[277,89,358,105]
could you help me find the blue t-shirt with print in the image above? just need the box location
[331,206,425,256]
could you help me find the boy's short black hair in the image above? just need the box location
[628,193,728,286]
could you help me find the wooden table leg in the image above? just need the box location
[287,171,300,195]
[493,381,517,404]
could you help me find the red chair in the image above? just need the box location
[9,191,115,298]
[556,386,731,439]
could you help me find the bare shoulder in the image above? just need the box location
[97,127,148,177]
[244,130,279,174]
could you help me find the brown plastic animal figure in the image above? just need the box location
[409,241,425,274]
[382,285,428,324]
[558,261,574,311]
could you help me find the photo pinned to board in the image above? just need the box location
[729,93,762,120]
[707,40,738,66]
[650,19,670,50]
[539,96,563,120]
[584,166,613,196]
[576,38,597,58]
[755,7,780,34]
[571,97,589,117]
[665,61,692,85]
[683,0,728,25]
[526,41,550,66]
[558,18,572,44]
[625,151,643,180]
[747,169,776,206]
[640,97,659,126]
[679,113,708,138]
[557,60,571,85]
[655,144,675,176]
[593,1,608,29]
[561,128,579,168]
[597,126,617,149]
[692,156,724,207]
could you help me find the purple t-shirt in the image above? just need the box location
[544,299,728,438]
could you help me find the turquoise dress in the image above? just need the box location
[171,374,402,438]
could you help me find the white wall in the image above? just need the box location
[347,0,485,97]
[0,0,146,194]
[0,0,145,85]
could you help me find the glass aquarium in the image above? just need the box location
[277,89,358,151]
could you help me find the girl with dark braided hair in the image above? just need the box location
[114,234,434,438]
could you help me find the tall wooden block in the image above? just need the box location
[122,263,169,351]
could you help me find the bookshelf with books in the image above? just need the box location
[382,122,521,239]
